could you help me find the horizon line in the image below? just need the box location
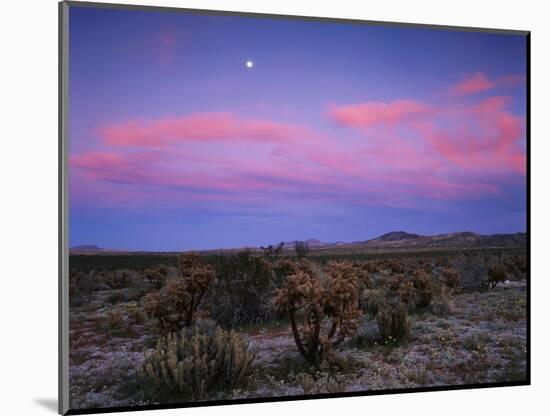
[69,228,527,252]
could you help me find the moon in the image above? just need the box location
[246,60,254,68]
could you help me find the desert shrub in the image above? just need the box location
[144,265,168,290]
[388,259,405,274]
[376,300,410,342]
[273,261,362,367]
[441,267,460,290]
[361,288,386,316]
[106,289,130,305]
[453,254,488,288]
[104,270,132,290]
[126,280,152,302]
[373,270,433,316]
[385,274,409,300]
[176,252,196,273]
[353,263,370,286]
[144,254,216,334]
[322,374,348,394]
[497,302,525,322]
[105,307,124,330]
[144,278,209,334]
[69,269,80,304]
[463,331,491,351]
[296,372,347,395]
[368,272,388,290]
[397,278,416,311]
[294,241,309,259]
[209,251,277,327]
[126,302,144,325]
[144,288,176,334]
[350,262,370,310]
[273,258,297,282]
[141,325,255,401]
[74,270,108,293]
[513,254,527,279]
[364,261,379,274]
[485,264,508,289]
[435,258,451,268]
[412,270,434,308]
[429,285,455,316]
[505,262,521,281]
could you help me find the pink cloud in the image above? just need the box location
[99,112,318,147]
[416,96,525,174]
[327,93,525,177]
[71,116,510,212]
[451,72,493,96]
[73,78,526,213]
[329,100,433,129]
[70,148,343,201]
[451,72,525,96]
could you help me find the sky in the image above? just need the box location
[68,6,528,251]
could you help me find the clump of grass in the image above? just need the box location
[296,372,347,395]
[462,331,491,352]
[376,301,410,342]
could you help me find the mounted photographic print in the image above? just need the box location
[59,1,530,414]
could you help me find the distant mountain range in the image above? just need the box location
[70,231,526,254]
[360,231,526,248]
[69,245,126,254]
[70,245,103,252]
[279,231,526,250]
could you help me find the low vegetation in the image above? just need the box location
[273,261,362,366]
[143,253,216,334]
[68,247,527,409]
[141,323,255,401]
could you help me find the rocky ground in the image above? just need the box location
[69,281,527,410]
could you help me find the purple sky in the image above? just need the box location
[68,6,527,251]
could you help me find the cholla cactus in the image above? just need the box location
[144,264,168,290]
[383,274,417,312]
[350,263,370,311]
[363,261,379,274]
[412,269,434,308]
[442,267,460,290]
[144,254,216,333]
[273,259,297,282]
[105,270,132,290]
[273,261,362,366]
[388,259,405,274]
[177,253,200,277]
[176,253,216,320]
[397,278,416,310]
[142,326,255,400]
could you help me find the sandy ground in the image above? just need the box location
[69,281,527,410]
